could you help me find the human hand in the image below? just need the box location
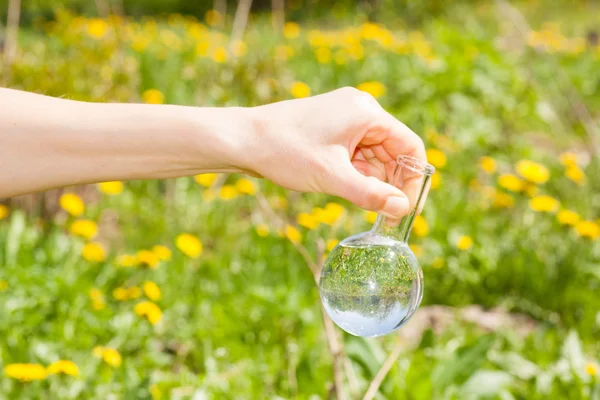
[244,87,427,219]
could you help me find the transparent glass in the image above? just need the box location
[319,155,435,337]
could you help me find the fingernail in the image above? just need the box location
[381,196,409,219]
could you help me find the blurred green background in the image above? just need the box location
[1,0,599,398]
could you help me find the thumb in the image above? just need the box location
[327,161,410,219]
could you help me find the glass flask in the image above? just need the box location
[319,155,435,337]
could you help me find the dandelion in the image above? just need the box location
[150,384,162,400]
[321,203,345,225]
[117,254,137,268]
[412,215,429,237]
[127,286,142,299]
[585,362,598,377]
[0,280,7,292]
[290,81,311,98]
[94,347,122,368]
[142,89,164,104]
[195,173,217,187]
[0,204,9,220]
[364,211,378,224]
[98,181,123,195]
[176,233,203,258]
[430,173,441,190]
[283,22,300,39]
[457,235,473,250]
[205,10,223,27]
[89,288,106,310]
[47,360,79,377]
[426,148,447,169]
[135,301,163,325]
[143,281,161,301]
[493,192,515,209]
[409,244,422,257]
[432,257,445,269]
[565,165,586,184]
[235,178,256,195]
[284,225,301,244]
[255,224,270,237]
[315,47,331,63]
[516,160,550,184]
[136,250,160,269]
[529,195,559,213]
[82,242,106,263]
[60,193,85,217]
[297,213,319,230]
[498,174,525,192]
[557,210,580,226]
[211,46,229,63]
[87,18,107,38]
[219,185,239,200]
[152,245,171,261]
[356,81,386,98]
[113,287,128,301]
[479,156,497,174]
[575,221,600,240]
[326,239,339,252]
[70,219,98,240]
[4,363,47,381]
[559,152,577,166]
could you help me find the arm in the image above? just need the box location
[0,87,425,218]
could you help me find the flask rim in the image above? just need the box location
[396,155,435,176]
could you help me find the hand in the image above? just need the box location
[245,87,427,218]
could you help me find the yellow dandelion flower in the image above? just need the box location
[113,287,128,301]
[89,288,106,310]
[135,301,163,325]
[412,215,429,237]
[457,235,473,250]
[4,363,47,381]
[356,81,386,98]
[431,257,445,269]
[127,286,142,299]
[284,225,302,244]
[255,224,270,237]
[219,185,239,200]
[493,192,515,209]
[152,245,171,261]
[143,281,161,301]
[235,178,256,195]
[98,181,123,195]
[142,89,164,104]
[326,239,339,252]
[585,362,598,377]
[211,46,229,63]
[315,47,331,64]
[70,219,98,240]
[479,156,497,174]
[176,233,203,258]
[575,221,600,240]
[117,254,137,268]
[0,280,8,292]
[60,193,85,217]
[297,213,319,230]
[430,173,441,190]
[47,360,79,377]
[92,346,105,358]
[136,250,160,269]
[290,81,311,98]
[194,173,217,187]
[321,203,345,226]
[82,242,106,263]
[283,22,300,39]
[364,211,378,224]
[150,384,162,400]
[87,18,107,38]
[426,148,447,169]
[516,160,550,184]
[205,9,223,27]
[498,174,525,192]
[334,48,348,65]
[529,195,560,213]
[409,244,423,257]
[0,204,9,220]
[557,210,580,226]
[101,348,122,368]
[559,152,578,166]
[525,183,539,197]
[565,165,586,185]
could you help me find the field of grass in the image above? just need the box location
[1,2,599,399]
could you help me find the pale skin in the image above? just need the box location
[0,87,426,219]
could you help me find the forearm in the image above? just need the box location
[0,88,254,197]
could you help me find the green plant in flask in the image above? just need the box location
[319,155,435,337]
